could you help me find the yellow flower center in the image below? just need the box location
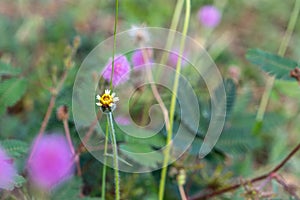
[100,93,113,107]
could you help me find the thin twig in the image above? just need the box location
[256,174,272,192]
[40,95,56,134]
[28,94,56,161]
[29,71,69,163]
[179,185,188,200]
[273,174,300,200]
[28,40,77,162]
[80,111,102,149]
[63,118,82,176]
[189,142,300,200]
[141,48,170,131]
[63,119,75,155]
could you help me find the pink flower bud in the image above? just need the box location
[198,5,221,28]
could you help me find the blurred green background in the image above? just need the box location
[0,0,300,199]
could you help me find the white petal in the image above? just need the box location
[96,95,101,100]
[113,97,119,102]
[105,89,110,94]
[96,102,101,106]
[111,93,116,97]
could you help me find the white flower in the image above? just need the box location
[96,89,119,113]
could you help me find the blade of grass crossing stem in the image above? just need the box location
[158,0,191,199]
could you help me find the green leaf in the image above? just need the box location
[14,175,26,188]
[0,61,21,76]
[0,139,28,158]
[0,78,28,115]
[215,127,258,156]
[246,48,298,80]
[225,79,236,117]
[51,177,82,200]
[122,125,165,148]
[177,79,201,133]
[104,153,133,166]
[120,143,163,168]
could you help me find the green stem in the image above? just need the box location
[255,0,300,125]
[110,0,119,91]
[158,0,190,199]
[101,122,109,200]
[107,112,120,200]
[160,0,184,65]
[102,0,119,198]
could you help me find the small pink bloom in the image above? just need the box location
[167,49,188,68]
[115,116,131,125]
[198,5,221,28]
[27,134,74,190]
[0,147,17,190]
[102,55,131,86]
[131,49,153,68]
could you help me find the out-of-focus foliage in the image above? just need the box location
[0,0,300,199]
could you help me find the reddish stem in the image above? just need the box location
[189,142,300,200]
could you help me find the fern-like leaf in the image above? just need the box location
[246,48,298,80]
[0,78,28,115]
[0,61,21,76]
[51,177,82,200]
[0,139,28,158]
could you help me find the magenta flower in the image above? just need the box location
[198,5,221,28]
[27,134,74,190]
[131,49,153,68]
[102,55,131,86]
[167,49,188,68]
[0,147,17,190]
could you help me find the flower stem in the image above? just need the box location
[105,0,120,198]
[101,121,109,200]
[158,0,190,199]
[107,112,120,200]
[254,0,300,131]
[110,0,119,91]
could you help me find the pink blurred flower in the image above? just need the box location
[228,65,241,83]
[0,147,17,190]
[115,116,131,125]
[198,5,221,28]
[131,49,153,68]
[27,134,74,190]
[167,49,188,68]
[102,55,131,86]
